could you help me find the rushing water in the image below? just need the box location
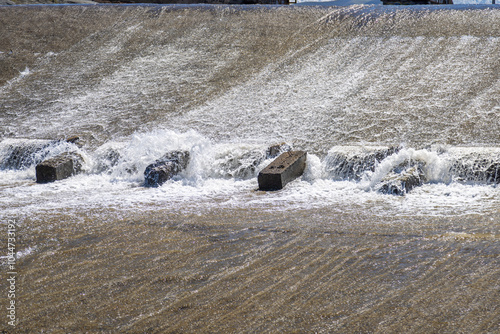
[0,4,499,333]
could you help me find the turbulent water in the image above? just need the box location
[1,4,499,333]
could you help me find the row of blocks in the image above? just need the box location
[35,146,308,191]
[143,149,307,190]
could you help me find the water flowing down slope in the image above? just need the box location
[1,5,499,148]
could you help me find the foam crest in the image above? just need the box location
[323,145,500,193]
[90,129,208,182]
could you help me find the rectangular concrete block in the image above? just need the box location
[144,151,190,187]
[378,165,425,196]
[258,151,307,190]
[36,152,83,183]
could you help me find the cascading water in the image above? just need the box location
[0,4,499,333]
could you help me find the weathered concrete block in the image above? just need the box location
[144,151,190,187]
[378,164,426,196]
[35,152,83,183]
[258,151,307,191]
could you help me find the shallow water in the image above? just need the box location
[0,4,499,333]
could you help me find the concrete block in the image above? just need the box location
[378,164,426,195]
[36,152,83,183]
[258,151,307,190]
[144,151,190,187]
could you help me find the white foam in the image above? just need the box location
[1,134,500,220]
